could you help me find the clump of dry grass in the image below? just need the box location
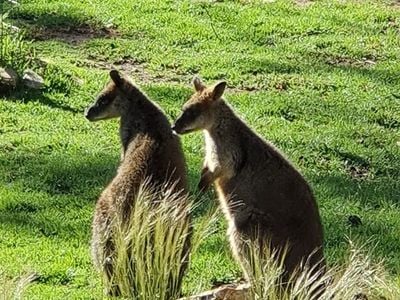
[247,240,400,300]
[101,181,219,300]
[0,272,38,300]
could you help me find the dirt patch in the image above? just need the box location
[77,57,267,93]
[76,57,194,86]
[295,0,313,7]
[347,164,370,180]
[343,158,370,180]
[381,18,400,34]
[391,0,400,8]
[325,55,376,68]
[28,24,119,45]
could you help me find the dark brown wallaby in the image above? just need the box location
[85,70,190,296]
[172,77,325,287]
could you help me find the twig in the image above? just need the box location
[202,4,222,42]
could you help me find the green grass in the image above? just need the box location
[1,0,399,298]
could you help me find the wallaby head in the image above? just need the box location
[172,76,227,134]
[85,70,134,122]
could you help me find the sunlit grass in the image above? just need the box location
[99,181,220,299]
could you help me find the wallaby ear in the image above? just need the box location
[193,76,205,92]
[110,69,123,87]
[212,81,227,100]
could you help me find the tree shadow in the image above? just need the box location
[311,172,400,272]
[229,51,400,89]
[3,89,81,113]
[0,151,117,240]
[301,49,400,85]
[11,10,118,45]
[0,150,203,241]
[311,172,399,209]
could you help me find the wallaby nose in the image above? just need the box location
[171,124,178,134]
[84,107,93,121]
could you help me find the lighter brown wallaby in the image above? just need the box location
[172,77,325,286]
[85,70,190,296]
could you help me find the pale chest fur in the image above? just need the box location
[204,131,220,173]
[203,130,236,181]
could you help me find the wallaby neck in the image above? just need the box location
[119,95,170,155]
[206,101,243,145]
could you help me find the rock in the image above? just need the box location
[0,67,18,93]
[214,284,249,300]
[181,283,250,300]
[22,69,44,90]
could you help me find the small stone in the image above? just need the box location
[0,67,18,92]
[22,69,44,90]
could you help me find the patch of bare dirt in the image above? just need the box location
[381,18,400,34]
[391,0,400,8]
[28,24,119,44]
[344,161,370,180]
[180,282,249,300]
[295,0,313,7]
[76,57,194,86]
[325,55,376,68]
[77,57,267,93]
[348,165,370,180]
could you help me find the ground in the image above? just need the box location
[0,0,399,298]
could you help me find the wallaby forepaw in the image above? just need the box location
[198,179,210,193]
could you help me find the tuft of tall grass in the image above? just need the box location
[1,1,34,73]
[0,272,38,300]
[246,240,400,300]
[100,181,220,300]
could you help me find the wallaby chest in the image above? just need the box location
[204,130,235,179]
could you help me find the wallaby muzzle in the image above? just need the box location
[84,105,101,122]
[172,113,194,134]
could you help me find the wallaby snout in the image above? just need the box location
[172,112,194,135]
[84,105,100,122]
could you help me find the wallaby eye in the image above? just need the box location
[97,95,109,106]
[185,108,198,119]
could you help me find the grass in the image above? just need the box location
[107,181,218,299]
[0,0,399,298]
[0,272,38,300]
[246,241,400,300]
[0,0,34,74]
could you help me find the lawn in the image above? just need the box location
[0,0,399,298]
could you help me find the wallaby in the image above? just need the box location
[85,70,190,296]
[172,77,325,286]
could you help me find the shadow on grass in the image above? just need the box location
[11,10,118,45]
[0,152,118,197]
[4,90,81,113]
[312,173,400,272]
[313,173,399,209]
[242,54,399,88]
[290,45,400,86]
[0,150,204,240]
[0,151,118,239]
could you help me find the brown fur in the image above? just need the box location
[173,77,325,284]
[86,70,190,295]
